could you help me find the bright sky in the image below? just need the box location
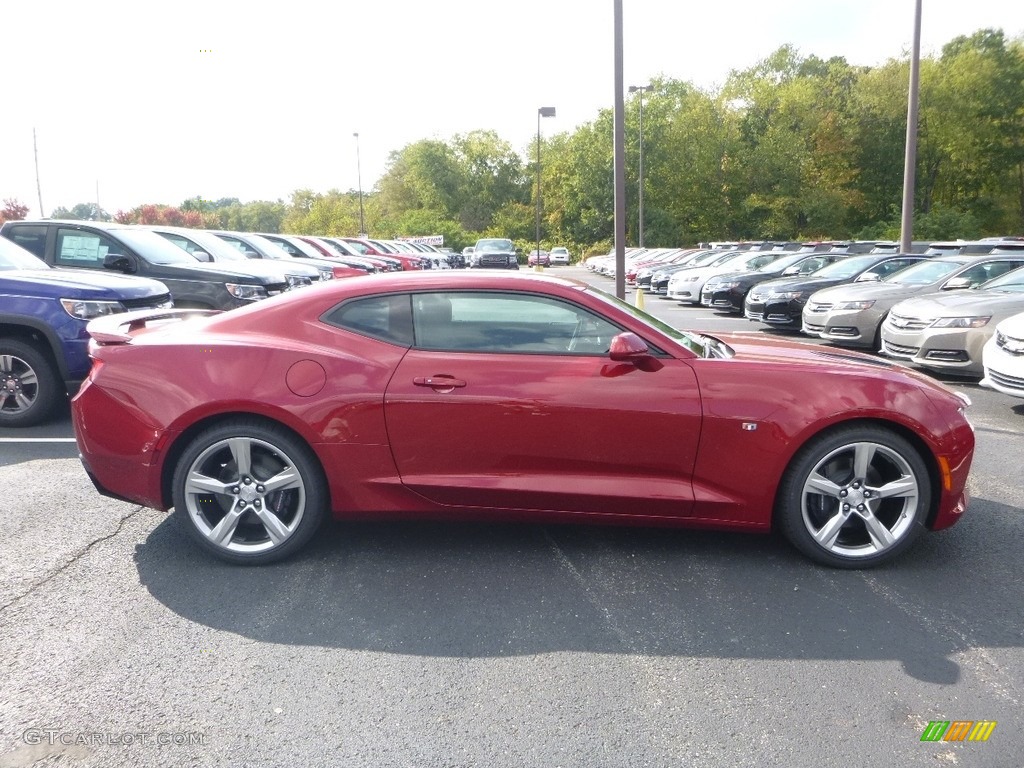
[3,0,1023,218]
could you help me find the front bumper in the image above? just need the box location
[880,326,987,376]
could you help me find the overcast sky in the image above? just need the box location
[3,0,1023,218]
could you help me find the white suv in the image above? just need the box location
[550,246,571,265]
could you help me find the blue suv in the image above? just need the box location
[0,236,171,427]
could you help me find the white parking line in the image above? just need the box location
[0,438,78,443]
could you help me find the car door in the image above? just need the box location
[383,290,702,517]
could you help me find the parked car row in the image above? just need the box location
[0,220,477,427]
[585,238,1024,403]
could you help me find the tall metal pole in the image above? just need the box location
[613,0,627,300]
[536,112,542,263]
[536,107,556,263]
[899,0,922,254]
[353,132,366,236]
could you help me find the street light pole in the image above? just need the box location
[628,84,651,247]
[353,132,366,237]
[536,106,556,265]
[899,0,922,254]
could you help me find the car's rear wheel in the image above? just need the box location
[171,420,328,564]
[0,340,62,428]
[777,425,930,568]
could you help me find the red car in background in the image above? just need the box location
[73,271,973,569]
[342,237,428,270]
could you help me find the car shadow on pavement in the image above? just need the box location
[134,498,1021,685]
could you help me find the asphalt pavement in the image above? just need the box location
[1,266,1021,767]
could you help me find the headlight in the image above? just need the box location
[836,300,876,310]
[286,275,312,288]
[225,283,269,301]
[931,316,990,328]
[60,299,124,320]
[318,268,334,280]
[715,281,740,290]
[770,291,807,301]
[679,274,700,282]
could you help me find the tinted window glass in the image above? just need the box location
[2,225,48,257]
[326,294,414,346]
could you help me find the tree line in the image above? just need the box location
[15,28,1023,257]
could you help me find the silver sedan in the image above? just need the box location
[803,255,1024,348]
[879,266,1024,377]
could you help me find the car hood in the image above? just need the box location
[713,331,961,395]
[753,276,845,294]
[995,312,1024,338]
[892,290,1024,318]
[810,281,940,303]
[0,269,168,298]
[212,259,311,280]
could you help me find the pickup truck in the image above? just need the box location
[1,220,294,310]
[0,236,171,427]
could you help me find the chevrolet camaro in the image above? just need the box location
[72,272,975,568]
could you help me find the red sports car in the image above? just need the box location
[72,272,975,568]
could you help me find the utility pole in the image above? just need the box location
[33,128,44,217]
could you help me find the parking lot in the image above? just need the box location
[1,265,1022,767]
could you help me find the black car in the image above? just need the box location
[701,252,852,313]
[1,220,290,310]
[744,254,926,329]
[472,238,519,269]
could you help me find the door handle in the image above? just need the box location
[413,376,467,390]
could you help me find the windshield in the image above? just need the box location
[810,255,884,279]
[0,237,49,270]
[760,252,810,273]
[884,258,967,285]
[113,229,196,265]
[244,234,295,260]
[476,239,514,253]
[585,285,712,357]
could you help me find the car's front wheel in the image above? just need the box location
[171,420,328,564]
[0,339,62,428]
[776,425,931,568]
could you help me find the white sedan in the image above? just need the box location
[981,311,1024,398]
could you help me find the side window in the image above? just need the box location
[55,229,122,268]
[411,291,621,355]
[957,261,1024,286]
[324,294,413,346]
[3,225,48,257]
[218,236,249,253]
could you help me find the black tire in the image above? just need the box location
[872,315,886,351]
[0,339,63,428]
[776,425,931,568]
[171,419,328,565]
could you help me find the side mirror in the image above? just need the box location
[609,332,650,362]
[942,277,971,290]
[243,250,260,259]
[103,253,135,273]
[192,250,212,262]
[856,272,880,282]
